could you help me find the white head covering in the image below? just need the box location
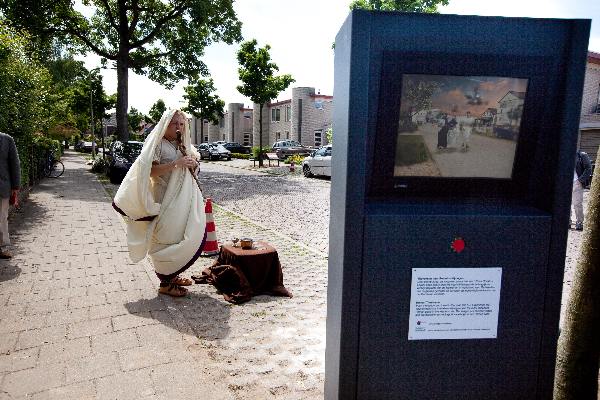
[113,110,206,274]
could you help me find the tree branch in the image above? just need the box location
[129,0,187,49]
[61,24,116,60]
[129,50,173,67]
[98,0,118,30]
[128,0,140,36]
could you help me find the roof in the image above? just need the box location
[498,91,526,103]
[588,51,600,66]
[268,99,292,107]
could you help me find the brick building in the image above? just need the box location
[190,87,332,148]
[579,51,600,163]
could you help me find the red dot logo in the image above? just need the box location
[451,237,465,253]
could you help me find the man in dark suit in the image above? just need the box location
[0,132,21,259]
[571,150,592,231]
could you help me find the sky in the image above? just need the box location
[79,0,600,115]
[401,75,529,116]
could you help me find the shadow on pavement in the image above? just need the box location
[0,261,21,282]
[125,292,232,340]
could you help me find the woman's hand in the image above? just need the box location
[175,156,197,169]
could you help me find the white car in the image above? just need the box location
[302,145,332,177]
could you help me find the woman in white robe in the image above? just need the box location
[113,110,207,297]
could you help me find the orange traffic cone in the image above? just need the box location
[202,198,219,256]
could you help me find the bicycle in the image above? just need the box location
[44,153,65,178]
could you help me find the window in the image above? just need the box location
[285,131,290,139]
[314,130,322,147]
[285,105,291,121]
[204,135,208,142]
[219,118,224,128]
[243,133,251,146]
[276,132,281,140]
[271,108,281,122]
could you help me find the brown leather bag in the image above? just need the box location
[192,264,253,304]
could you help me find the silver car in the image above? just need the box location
[195,143,231,161]
[302,145,332,177]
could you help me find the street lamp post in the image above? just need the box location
[89,67,102,159]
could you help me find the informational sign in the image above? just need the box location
[408,268,502,340]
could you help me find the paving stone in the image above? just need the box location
[46,308,89,327]
[0,314,48,334]
[31,381,97,400]
[39,336,92,364]
[91,330,139,354]
[87,281,122,296]
[117,343,191,371]
[0,347,39,373]
[1,363,65,397]
[65,352,120,383]
[96,368,155,400]
[25,298,68,316]
[16,325,67,350]
[112,312,156,331]
[67,318,113,339]
[69,293,107,309]
[89,303,130,320]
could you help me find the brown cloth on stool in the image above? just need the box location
[192,241,292,304]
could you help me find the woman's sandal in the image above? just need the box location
[158,283,188,297]
[172,276,193,286]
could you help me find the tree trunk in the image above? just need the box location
[554,150,600,400]
[200,120,204,144]
[115,0,129,142]
[115,57,129,142]
[259,103,264,167]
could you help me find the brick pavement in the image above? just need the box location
[198,161,331,253]
[0,152,327,399]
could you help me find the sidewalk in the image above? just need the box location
[0,151,327,399]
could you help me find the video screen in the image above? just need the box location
[394,74,529,178]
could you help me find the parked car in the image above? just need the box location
[222,142,251,154]
[272,140,311,160]
[302,145,332,178]
[194,143,231,161]
[107,141,143,183]
[80,141,97,153]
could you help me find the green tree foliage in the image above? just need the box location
[0,1,243,141]
[128,108,144,134]
[0,21,59,184]
[148,99,167,124]
[349,0,449,12]
[183,78,225,142]
[237,39,294,167]
[0,0,76,60]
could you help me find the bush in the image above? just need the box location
[285,154,305,165]
[251,146,271,159]
[90,156,109,173]
[395,135,429,166]
[231,153,250,159]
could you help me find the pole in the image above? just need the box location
[90,73,96,158]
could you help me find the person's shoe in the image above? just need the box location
[172,276,193,286]
[158,283,188,297]
[0,250,12,259]
[575,222,583,231]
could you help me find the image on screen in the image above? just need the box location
[394,74,529,178]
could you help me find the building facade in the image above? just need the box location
[579,51,600,163]
[190,86,333,148]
